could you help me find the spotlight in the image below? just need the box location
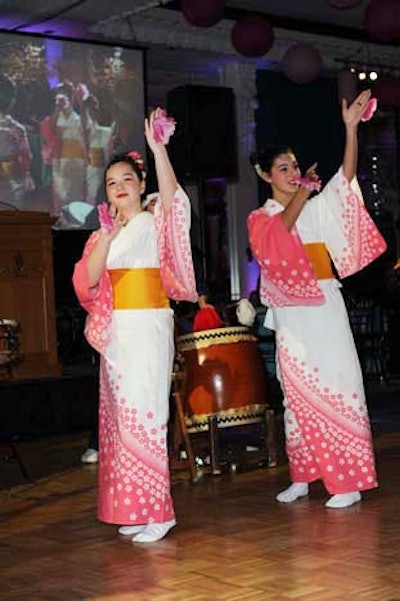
[369,70,378,81]
[358,71,367,81]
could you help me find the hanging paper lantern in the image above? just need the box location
[364,0,400,43]
[373,78,400,109]
[231,16,274,58]
[182,0,226,28]
[337,68,359,104]
[328,0,362,8]
[282,43,323,84]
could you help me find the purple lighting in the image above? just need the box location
[44,39,62,89]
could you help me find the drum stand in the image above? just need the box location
[170,370,200,483]
[0,323,32,483]
[170,369,277,481]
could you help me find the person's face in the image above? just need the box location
[105,162,145,215]
[264,152,301,204]
[55,93,70,111]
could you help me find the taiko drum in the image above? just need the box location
[177,326,268,431]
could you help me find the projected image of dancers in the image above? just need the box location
[0,34,145,229]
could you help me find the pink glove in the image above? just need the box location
[361,97,377,122]
[97,203,113,234]
[152,109,176,144]
[293,176,322,192]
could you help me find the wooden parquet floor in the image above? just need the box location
[0,429,399,601]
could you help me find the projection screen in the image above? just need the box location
[0,32,145,229]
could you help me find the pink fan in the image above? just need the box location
[97,203,114,234]
[75,83,90,102]
[361,97,377,122]
[293,176,322,192]
[152,109,176,144]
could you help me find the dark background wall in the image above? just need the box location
[255,70,344,190]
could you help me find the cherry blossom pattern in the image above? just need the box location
[97,361,175,525]
[277,334,377,494]
[248,209,326,307]
[325,174,387,278]
[154,187,197,303]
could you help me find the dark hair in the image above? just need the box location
[0,75,16,113]
[250,144,294,175]
[104,152,146,186]
[53,81,74,100]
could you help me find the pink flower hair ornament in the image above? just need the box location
[74,83,90,102]
[152,109,176,145]
[127,150,146,176]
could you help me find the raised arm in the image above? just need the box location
[341,89,371,183]
[280,187,310,231]
[85,216,122,288]
[280,163,321,231]
[144,108,178,214]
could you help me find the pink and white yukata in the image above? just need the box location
[73,186,197,525]
[248,168,387,494]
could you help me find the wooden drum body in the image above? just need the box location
[177,326,269,432]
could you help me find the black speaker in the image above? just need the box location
[166,85,238,180]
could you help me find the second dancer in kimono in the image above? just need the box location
[73,108,197,542]
[248,90,387,509]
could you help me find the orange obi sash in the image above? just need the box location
[108,268,170,310]
[303,242,334,280]
[0,161,13,180]
[89,148,105,167]
[60,139,85,159]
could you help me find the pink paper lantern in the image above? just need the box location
[182,0,226,28]
[328,0,362,8]
[373,78,400,109]
[365,0,400,43]
[282,43,323,84]
[231,16,274,58]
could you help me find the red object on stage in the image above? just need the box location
[193,306,223,332]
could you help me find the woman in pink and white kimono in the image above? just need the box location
[248,90,387,509]
[73,108,197,542]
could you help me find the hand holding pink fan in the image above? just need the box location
[293,177,322,192]
[152,109,176,145]
[361,97,377,122]
[97,203,114,234]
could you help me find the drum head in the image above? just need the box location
[0,318,18,327]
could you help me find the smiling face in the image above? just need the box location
[105,161,146,219]
[264,152,301,205]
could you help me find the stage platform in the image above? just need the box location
[0,363,98,440]
[1,367,399,490]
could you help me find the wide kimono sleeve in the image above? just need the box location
[153,185,198,303]
[247,208,325,307]
[72,230,113,354]
[318,167,387,278]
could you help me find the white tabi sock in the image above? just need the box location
[132,520,176,543]
[276,482,309,503]
[118,524,146,536]
[325,492,361,509]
